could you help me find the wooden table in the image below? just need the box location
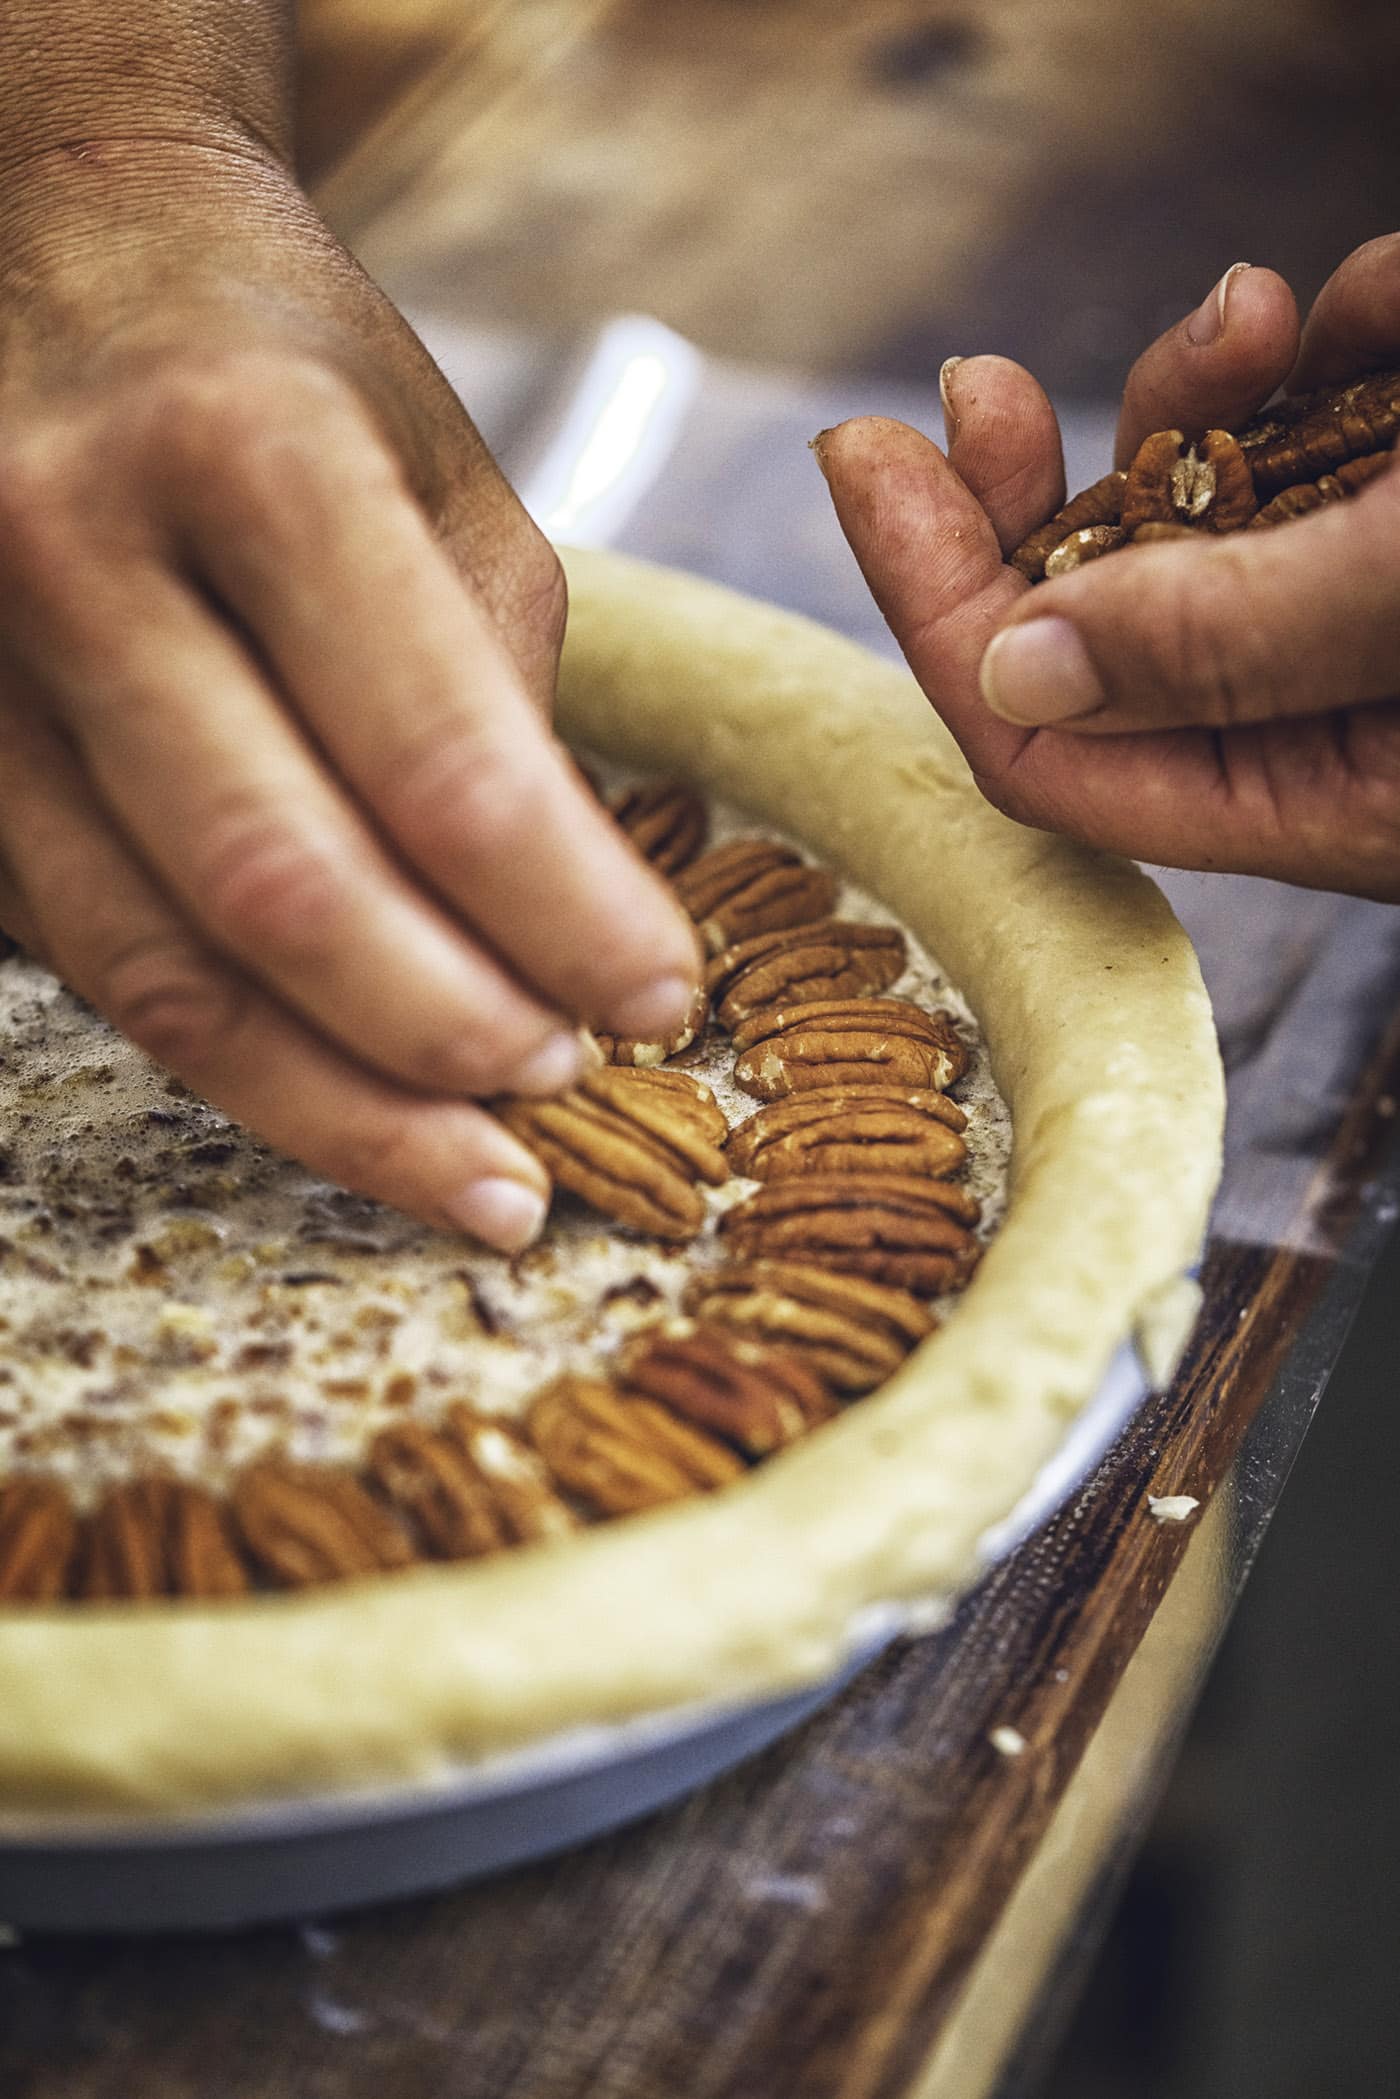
[4,7,1400,2094]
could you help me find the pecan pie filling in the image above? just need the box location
[0,772,1011,1603]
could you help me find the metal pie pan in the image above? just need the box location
[0,1342,1148,1935]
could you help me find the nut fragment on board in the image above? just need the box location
[527,1374,745,1516]
[720,1173,982,1294]
[673,839,839,954]
[1121,428,1257,534]
[595,984,709,1067]
[707,919,907,1030]
[617,1321,835,1456]
[732,998,969,1100]
[0,1476,78,1602]
[497,1067,728,1239]
[370,1411,577,1559]
[726,1084,968,1180]
[609,779,709,874]
[231,1460,417,1587]
[683,1259,936,1395]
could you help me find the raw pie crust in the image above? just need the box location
[0,550,1223,1818]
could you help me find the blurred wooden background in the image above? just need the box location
[297,0,1400,393]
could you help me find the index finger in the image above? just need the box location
[1291,232,1400,392]
[1114,264,1299,465]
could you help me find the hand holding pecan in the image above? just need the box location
[818,239,1400,901]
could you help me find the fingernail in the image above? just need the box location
[939,356,965,444]
[510,1029,589,1097]
[576,1026,606,1072]
[607,973,701,1041]
[980,619,1107,725]
[1186,262,1251,347]
[809,428,835,478]
[445,1175,548,1252]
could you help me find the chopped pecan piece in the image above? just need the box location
[707,919,906,1030]
[1122,428,1256,534]
[231,1460,417,1587]
[595,984,709,1067]
[1240,369,1400,496]
[1248,447,1393,527]
[726,1084,967,1180]
[732,997,968,1100]
[616,1321,834,1456]
[720,1173,981,1295]
[609,779,709,875]
[498,1067,727,1239]
[370,1409,576,1559]
[673,840,838,954]
[527,1374,744,1516]
[682,1259,936,1395]
[0,1475,78,1602]
[1010,469,1127,582]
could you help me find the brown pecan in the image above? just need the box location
[166,1483,252,1598]
[682,1259,936,1395]
[1122,428,1257,534]
[707,919,906,1031]
[673,840,838,955]
[1010,470,1127,582]
[1043,524,1126,576]
[0,1475,78,1602]
[497,1067,727,1240]
[231,1460,417,1587]
[1248,446,1393,527]
[595,984,709,1067]
[726,1084,968,1180]
[1240,369,1400,496]
[720,1173,981,1295]
[79,1477,248,1601]
[527,1374,744,1516]
[616,1321,835,1456]
[609,780,709,875]
[1130,521,1197,544]
[370,1410,577,1559]
[732,997,968,1100]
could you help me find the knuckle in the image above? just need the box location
[94,932,240,1073]
[196,807,348,955]
[381,723,536,865]
[0,429,72,585]
[159,352,369,491]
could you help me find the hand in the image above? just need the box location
[816,237,1400,902]
[0,140,701,1248]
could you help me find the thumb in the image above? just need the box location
[979,456,1400,733]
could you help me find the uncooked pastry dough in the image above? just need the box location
[0,550,1223,1818]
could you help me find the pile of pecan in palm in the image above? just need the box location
[1011,367,1400,582]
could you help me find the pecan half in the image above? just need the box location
[595,984,709,1067]
[707,919,906,1031]
[1239,369,1400,496]
[231,1460,417,1587]
[527,1374,744,1516]
[79,1476,247,1601]
[673,840,838,954]
[720,1173,982,1294]
[732,997,968,1100]
[1043,524,1126,576]
[683,1258,936,1395]
[726,1083,968,1179]
[1010,469,1127,582]
[1248,446,1393,527]
[497,1067,727,1239]
[616,1321,835,1456]
[370,1409,577,1559]
[1122,428,1256,534]
[609,780,709,875]
[0,1475,78,1602]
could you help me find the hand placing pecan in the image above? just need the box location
[819,240,1400,900]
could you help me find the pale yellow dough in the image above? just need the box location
[0,551,1223,1820]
